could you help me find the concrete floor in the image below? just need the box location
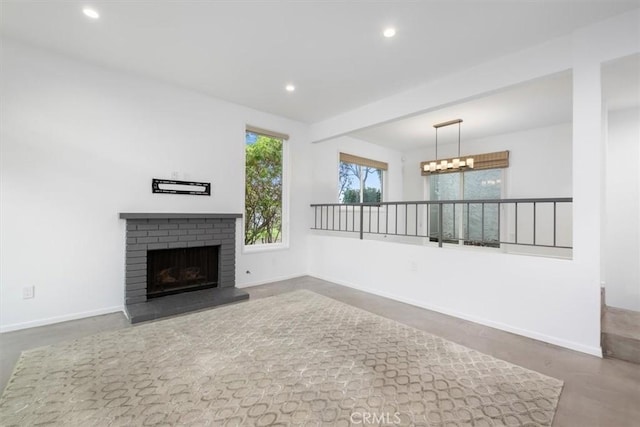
[1,276,639,426]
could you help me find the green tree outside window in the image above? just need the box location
[245,133,283,245]
[339,162,382,203]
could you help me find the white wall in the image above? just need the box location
[0,39,311,331]
[605,107,640,310]
[308,136,405,236]
[310,135,404,204]
[309,235,598,355]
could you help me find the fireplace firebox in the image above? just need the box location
[147,246,219,298]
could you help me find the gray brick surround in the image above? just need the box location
[120,213,241,305]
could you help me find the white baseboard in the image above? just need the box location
[0,273,604,359]
[309,273,603,358]
[236,273,307,288]
[0,274,307,333]
[0,305,125,333]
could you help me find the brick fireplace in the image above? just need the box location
[120,213,249,323]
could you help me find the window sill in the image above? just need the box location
[242,243,290,254]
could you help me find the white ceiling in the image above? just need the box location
[1,1,637,123]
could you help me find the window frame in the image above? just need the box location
[338,152,387,204]
[426,168,504,247]
[243,127,290,253]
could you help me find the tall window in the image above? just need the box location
[338,153,387,203]
[429,169,502,246]
[245,127,287,246]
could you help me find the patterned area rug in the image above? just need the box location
[0,290,563,426]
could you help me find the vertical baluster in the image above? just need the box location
[553,201,557,247]
[369,205,372,234]
[395,204,398,235]
[533,202,537,246]
[352,205,355,232]
[452,202,456,242]
[438,203,443,248]
[415,204,418,236]
[466,202,470,241]
[386,204,389,234]
[359,204,364,240]
[377,205,380,234]
[347,205,350,231]
[405,203,408,235]
[332,206,335,231]
[481,203,485,243]
[515,202,518,244]
[497,202,501,244]
[427,204,430,238]
[314,206,317,229]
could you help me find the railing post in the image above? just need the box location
[359,203,364,240]
[438,202,443,248]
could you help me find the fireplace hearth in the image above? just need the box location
[120,213,249,323]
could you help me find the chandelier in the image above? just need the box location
[422,119,474,174]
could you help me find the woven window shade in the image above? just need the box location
[473,150,509,170]
[246,125,289,141]
[340,153,388,171]
[420,150,509,176]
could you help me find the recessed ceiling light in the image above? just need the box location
[285,84,295,92]
[383,28,396,38]
[83,8,100,19]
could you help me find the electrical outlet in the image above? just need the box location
[410,261,418,272]
[22,286,35,299]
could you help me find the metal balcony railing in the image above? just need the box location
[310,198,573,249]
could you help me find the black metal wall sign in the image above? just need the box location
[152,179,211,196]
